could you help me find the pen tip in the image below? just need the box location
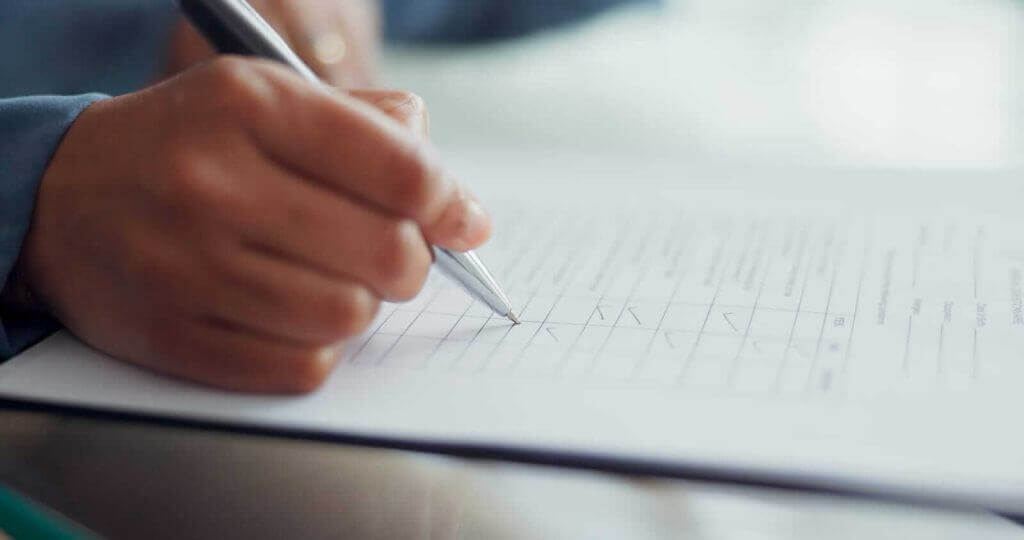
[508,312,522,325]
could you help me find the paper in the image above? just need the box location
[4,157,1024,512]
[348,193,1009,399]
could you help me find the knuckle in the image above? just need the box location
[173,160,237,215]
[204,56,253,92]
[373,219,431,299]
[203,57,277,119]
[158,147,248,219]
[162,148,205,194]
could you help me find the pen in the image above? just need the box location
[177,0,520,324]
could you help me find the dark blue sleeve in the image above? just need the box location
[382,0,658,42]
[0,94,107,359]
[0,1,177,98]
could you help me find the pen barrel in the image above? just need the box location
[433,247,513,318]
[178,0,320,83]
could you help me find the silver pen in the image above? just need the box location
[179,0,520,324]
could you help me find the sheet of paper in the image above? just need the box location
[3,155,1024,512]
[353,197,988,398]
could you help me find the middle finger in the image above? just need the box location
[234,156,434,301]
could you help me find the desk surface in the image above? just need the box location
[3,0,1023,537]
[2,410,1024,539]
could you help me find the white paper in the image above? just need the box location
[4,156,1024,512]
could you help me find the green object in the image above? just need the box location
[0,484,96,540]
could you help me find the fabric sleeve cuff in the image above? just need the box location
[0,93,108,358]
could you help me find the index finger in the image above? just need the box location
[236,60,490,251]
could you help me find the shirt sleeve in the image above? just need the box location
[0,94,108,359]
[0,1,177,98]
[381,0,659,42]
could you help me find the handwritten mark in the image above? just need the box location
[664,331,676,349]
[627,306,642,325]
[545,327,559,342]
[722,312,739,332]
[752,340,763,354]
[595,306,606,321]
[828,341,841,353]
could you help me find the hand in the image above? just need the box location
[17,57,490,393]
[166,0,379,87]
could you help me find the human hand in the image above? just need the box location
[166,0,379,87]
[17,57,489,393]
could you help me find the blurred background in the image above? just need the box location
[385,0,1022,171]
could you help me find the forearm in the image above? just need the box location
[0,94,107,359]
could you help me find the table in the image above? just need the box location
[4,410,1024,539]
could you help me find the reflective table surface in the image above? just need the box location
[3,410,1024,539]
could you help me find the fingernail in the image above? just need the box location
[462,198,490,246]
[318,344,343,368]
[432,184,492,250]
[312,33,347,66]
